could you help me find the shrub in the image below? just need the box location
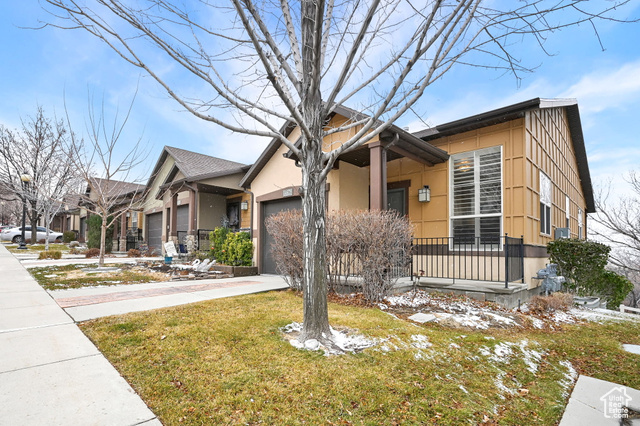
[63,231,77,243]
[220,231,253,266]
[209,227,231,262]
[547,239,634,309]
[596,270,634,309]
[38,250,62,260]
[127,249,141,258]
[528,292,574,314]
[69,241,80,248]
[87,215,113,253]
[85,248,100,258]
[265,210,303,290]
[265,209,413,301]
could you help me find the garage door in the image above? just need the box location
[146,212,162,254]
[261,197,302,274]
[176,205,189,245]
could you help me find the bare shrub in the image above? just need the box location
[528,293,574,314]
[85,248,100,258]
[266,209,413,301]
[127,248,141,258]
[265,209,303,291]
[38,250,62,260]
[350,210,413,302]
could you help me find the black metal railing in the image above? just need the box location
[197,229,215,251]
[411,234,524,288]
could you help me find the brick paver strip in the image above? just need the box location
[56,281,261,308]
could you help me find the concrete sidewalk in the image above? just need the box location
[560,375,640,425]
[0,246,288,425]
[0,244,160,425]
[49,274,289,321]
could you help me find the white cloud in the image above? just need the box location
[560,60,640,115]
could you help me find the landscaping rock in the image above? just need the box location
[408,313,437,323]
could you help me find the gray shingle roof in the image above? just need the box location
[164,146,247,181]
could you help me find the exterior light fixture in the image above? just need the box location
[240,201,249,211]
[418,185,431,203]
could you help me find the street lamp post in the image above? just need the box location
[18,172,32,250]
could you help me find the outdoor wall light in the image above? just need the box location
[418,185,431,203]
[240,201,249,210]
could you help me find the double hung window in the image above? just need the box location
[578,208,583,239]
[450,146,502,246]
[539,172,552,235]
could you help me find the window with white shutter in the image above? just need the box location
[450,146,502,246]
[539,171,552,235]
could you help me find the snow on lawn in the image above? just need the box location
[383,291,519,329]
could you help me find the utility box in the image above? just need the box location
[535,263,566,295]
[554,227,570,239]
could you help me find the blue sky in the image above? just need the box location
[1,2,639,195]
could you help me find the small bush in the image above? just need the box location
[528,292,574,314]
[69,241,80,248]
[38,239,46,244]
[63,231,76,243]
[265,210,303,290]
[127,249,141,258]
[85,248,100,258]
[221,232,253,266]
[38,250,62,260]
[209,227,231,262]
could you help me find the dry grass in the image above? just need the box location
[80,291,640,425]
[30,263,171,290]
[528,293,575,315]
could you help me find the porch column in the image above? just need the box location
[170,193,178,237]
[369,141,387,210]
[188,188,197,235]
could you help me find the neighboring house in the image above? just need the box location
[78,178,147,249]
[240,98,594,292]
[49,193,82,236]
[142,146,251,254]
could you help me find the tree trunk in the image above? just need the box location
[298,0,332,344]
[30,206,38,245]
[99,215,107,267]
[299,157,331,342]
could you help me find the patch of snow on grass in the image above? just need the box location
[557,360,578,398]
[411,334,432,349]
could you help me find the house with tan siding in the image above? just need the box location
[240,98,594,299]
[142,146,252,254]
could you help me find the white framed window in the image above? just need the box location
[539,171,552,236]
[131,212,138,229]
[450,146,502,246]
[565,195,570,229]
[578,208,583,239]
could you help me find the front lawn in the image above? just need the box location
[80,291,640,425]
[6,243,70,253]
[30,263,170,290]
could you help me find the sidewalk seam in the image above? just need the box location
[0,353,102,375]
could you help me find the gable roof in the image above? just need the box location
[87,177,146,199]
[147,146,249,188]
[239,107,449,188]
[414,98,595,213]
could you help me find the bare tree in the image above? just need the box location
[65,93,149,267]
[43,0,634,347]
[592,173,640,306]
[0,107,77,245]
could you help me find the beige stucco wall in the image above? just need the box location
[198,192,227,230]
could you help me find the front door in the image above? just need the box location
[387,188,407,216]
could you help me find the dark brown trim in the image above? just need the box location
[523,244,548,258]
[387,180,411,190]
[256,186,303,203]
